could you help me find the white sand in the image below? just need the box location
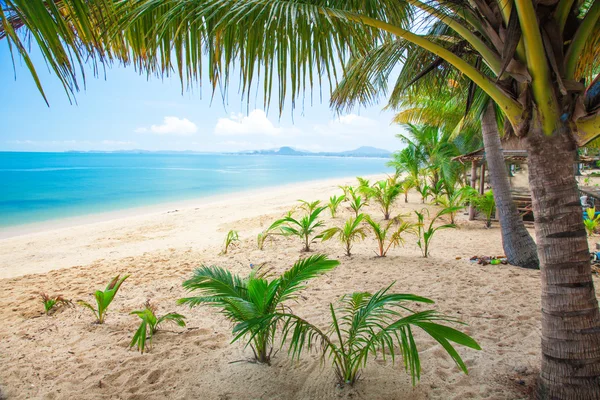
[1,175,598,399]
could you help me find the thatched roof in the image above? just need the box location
[453,148,599,164]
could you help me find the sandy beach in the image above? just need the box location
[1,175,597,399]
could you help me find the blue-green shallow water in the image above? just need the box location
[0,152,391,228]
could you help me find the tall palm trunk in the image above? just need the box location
[526,124,600,399]
[481,102,539,269]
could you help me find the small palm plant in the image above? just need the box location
[415,207,458,258]
[221,230,240,254]
[235,284,480,386]
[356,177,371,200]
[436,186,478,224]
[366,216,417,257]
[349,191,367,218]
[364,178,403,220]
[40,293,73,315]
[179,254,339,364]
[473,190,496,228]
[321,214,368,256]
[298,199,322,214]
[130,300,186,354]
[584,207,600,236]
[338,185,351,200]
[276,206,327,251]
[416,182,431,204]
[78,275,129,324]
[327,195,345,218]
[400,178,416,203]
[257,220,284,250]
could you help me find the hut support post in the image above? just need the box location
[469,161,478,220]
[479,163,486,195]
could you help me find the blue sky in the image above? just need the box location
[0,43,405,153]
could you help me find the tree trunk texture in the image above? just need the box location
[469,162,477,220]
[526,124,600,399]
[481,102,539,269]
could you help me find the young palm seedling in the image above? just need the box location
[327,195,345,218]
[348,191,367,218]
[436,186,478,224]
[78,274,129,324]
[400,178,416,203]
[366,216,417,257]
[130,300,186,354]
[364,178,403,220]
[473,190,495,228]
[221,230,240,254]
[356,177,371,200]
[298,199,322,214]
[40,293,73,315]
[415,207,458,258]
[179,254,339,364]
[276,206,327,251]
[235,284,480,386]
[257,220,285,250]
[416,183,431,204]
[584,207,600,236]
[321,214,368,256]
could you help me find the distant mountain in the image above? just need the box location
[65,146,392,158]
[237,146,391,158]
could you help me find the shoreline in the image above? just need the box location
[0,174,385,279]
[0,174,386,240]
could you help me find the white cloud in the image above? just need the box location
[214,109,299,136]
[135,116,197,136]
[313,114,379,138]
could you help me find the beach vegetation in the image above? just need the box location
[348,191,367,218]
[235,284,480,386]
[321,214,368,256]
[473,191,495,228]
[257,220,285,250]
[298,199,322,214]
[221,230,240,254]
[415,208,458,258]
[363,177,402,220]
[366,216,417,257]
[327,195,345,218]
[400,178,416,203]
[436,186,478,224]
[78,275,129,324]
[276,206,327,252]
[416,182,431,204]
[40,293,73,315]
[179,254,338,364]
[356,177,371,200]
[584,207,600,236]
[130,300,186,354]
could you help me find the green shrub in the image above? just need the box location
[130,300,186,354]
[363,177,403,220]
[78,275,129,324]
[179,254,338,364]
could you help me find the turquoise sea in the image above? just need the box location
[0,152,391,228]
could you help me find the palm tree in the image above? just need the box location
[4,0,600,396]
[179,254,339,364]
[348,190,367,218]
[436,186,478,225]
[400,177,415,203]
[473,190,496,228]
[327,194,345,218]
[321,214,368,256]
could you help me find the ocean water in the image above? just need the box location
[0,152,391,228]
